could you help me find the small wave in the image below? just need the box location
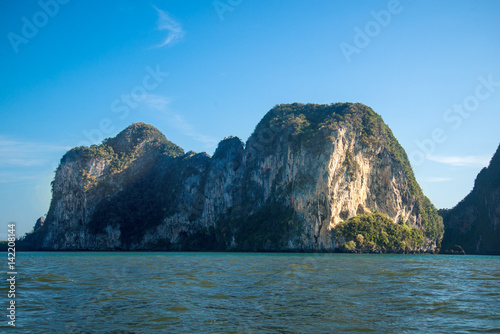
[151,316,180,322]
[34,273,75,283]
[168,306,190,312]
[206,294,230,300]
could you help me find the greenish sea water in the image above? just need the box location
[6,252,500,333]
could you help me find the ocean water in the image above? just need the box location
[7,252,500,333]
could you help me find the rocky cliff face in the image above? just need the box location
[24,103,443,252]
[441,144,500,255]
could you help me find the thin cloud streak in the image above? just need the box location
[0,172,37,183]
[142,94,172,111]
[426,155,491,167]
[153,5,185,47]
[423,177,453,183]
[141,94,218,148]
[0,137,70,167]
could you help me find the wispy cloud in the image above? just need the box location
[426,155,490,167]
[0,137,70,167]
[142,94,172,111]
[140,94,218,148]
[0,172,37,183]
[0,137,68,183]
[153,5,185,47]
[423,177,453,183]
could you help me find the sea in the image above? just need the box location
[6,252,500,333]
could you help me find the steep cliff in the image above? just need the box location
[441,144,500,255]
[22,103,443,252]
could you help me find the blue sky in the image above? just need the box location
[1,0,499,239]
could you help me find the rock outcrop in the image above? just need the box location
[441,144,500,255]
[23,103,443,252]
[34,216,45,231]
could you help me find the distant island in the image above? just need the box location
[18,103,499,255]
[440,143,500,255]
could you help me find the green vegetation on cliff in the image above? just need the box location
[104,122,184,157]
[217,200,296,251]
[63,122,184,180]
[250,103,396,153]
[212,136,244,160]
[334,212,425,253]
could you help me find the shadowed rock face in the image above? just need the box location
[441,144,500,255]
[23,104,443,252]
